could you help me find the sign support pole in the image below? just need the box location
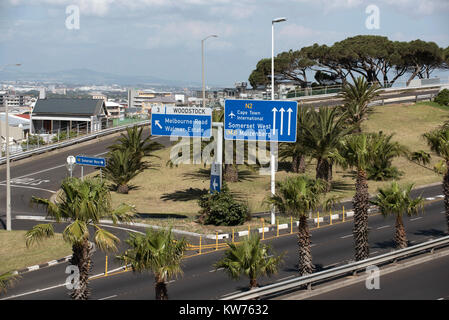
[270,21,276,226]
[215,122,223,189]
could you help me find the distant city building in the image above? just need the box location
[0,90,25,108]
[105,101,125,120]
[91,92,107,101]
[127,88,172,110]
[142,96,176,114]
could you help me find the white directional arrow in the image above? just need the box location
[155,120,162,129]
[272,107,278,133]
[212,178,218,190]
[279,108,285,135]
[287,108,293,135]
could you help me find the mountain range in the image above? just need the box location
[0,68,204,88]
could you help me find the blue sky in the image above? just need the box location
[1,0,449,87]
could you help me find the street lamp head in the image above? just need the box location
[203,34,218,41]
[272,17,287,23]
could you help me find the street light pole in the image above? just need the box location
[270,17,287,225]
[202,35,217,108]
[1,63,21,231]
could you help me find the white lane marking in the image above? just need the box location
[323,263,338,268]
[377,225,390,230]
[341,234,352,239]
[426,197,436,201]
[410,217,423,222]
[370,251,379,255]
[436,195,445,198]
[210,268,224,273]
[1,265,126,300]
[437,298,444,300]
[0,184,56,193]
[98,295,117,300]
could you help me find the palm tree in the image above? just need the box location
[336,133,380,261]
[302,106,353,191]
[104,149,149,194]
[366,132,409,181]
[423,127,449,233]
[266,176,325,275]
[0,272,20,295]
[339,77,381,133]
[118,228,187,300]
[214,233,283,289]
[279,105,312,173]
[26,178,135,300]
[371,182,424,249]
[109,125,163,158]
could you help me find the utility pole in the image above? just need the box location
[270,18,287,225]
[1,63,21,231]
[202,35,217,108]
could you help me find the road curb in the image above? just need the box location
[12,255,73,276]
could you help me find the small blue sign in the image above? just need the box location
[210,162,221,193]
[76,156,106,167]
[224,99,298,142]
[210,175,221,193]
[151,106,212,138]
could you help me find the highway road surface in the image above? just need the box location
[307,253,449,300]
[1,125,449,300]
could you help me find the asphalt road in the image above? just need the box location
[3,199,447,300]
[307,253,449,300]
[0,126,170,224]
[1,124,448,300]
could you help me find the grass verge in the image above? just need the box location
[0,230,71,274]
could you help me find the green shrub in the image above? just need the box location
[22,135,46,147]
[434,89,449,106]
[197,183,250,226]
[52,130,77,143]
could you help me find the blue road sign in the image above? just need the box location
[210,162,221,193]
[151,106,212,138]
[224,99,298,142]
[76,156,106,167]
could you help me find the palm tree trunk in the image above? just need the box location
[224,164,238,182]
[155,277,168,300]
[316,158,332,192]
[70,238,93,300]
[249,278,258,289]
[394,215,407,249]
[443,161,449,233]
[292,154,306,173]
[117,184,129,194]
[297,215,313,276]
[353,169,370,261]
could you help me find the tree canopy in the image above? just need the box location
[248,35,446,89]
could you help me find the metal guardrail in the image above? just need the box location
[0,120,150,165]
[289,82,445,103]
[222,235,449,300]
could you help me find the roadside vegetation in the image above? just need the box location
[0,229,71,275]
[26,177,136,300]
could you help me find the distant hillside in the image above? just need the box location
[0,68,202,87]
